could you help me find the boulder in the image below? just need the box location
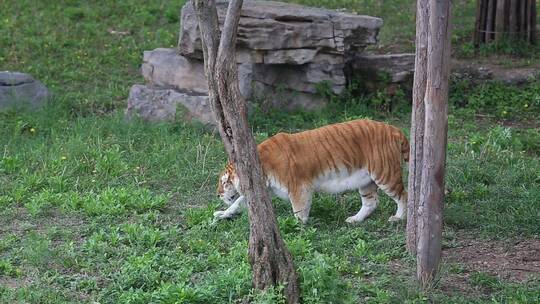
[126,84,215,125]
[142,48,208,94]
[0,71,50,110]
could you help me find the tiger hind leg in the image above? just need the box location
[346,182,379,224]
[374,178,407,222]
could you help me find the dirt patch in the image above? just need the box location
[443,236,540,283]
[388,234,539,298]
[0,206,86,239]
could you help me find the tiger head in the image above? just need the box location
[216,162,240,206]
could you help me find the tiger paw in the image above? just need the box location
[213,210,233,220]
[388,215,403,222]
[346,216,364,224]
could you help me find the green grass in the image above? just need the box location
[1,0,539,303]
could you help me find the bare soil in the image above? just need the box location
[389,232,539,298]
[443,235,540,283]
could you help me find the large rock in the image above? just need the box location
[127,1,386,123]
[178,0,383,63]
[141,48,253,98]
[0,71,50,110]
[351,53,415,84]
[126,84,214,125]
[139,47,342,100]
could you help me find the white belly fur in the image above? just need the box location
[313,168,372,193]
[266,168,373,199]
[267,175,291,200]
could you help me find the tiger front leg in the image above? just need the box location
[214,195,246,220]
[290,189,313,224]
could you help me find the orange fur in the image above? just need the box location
[216,119,409,223]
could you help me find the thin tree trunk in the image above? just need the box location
[474,0,485,46]
[486,0,495,42]
[416,0,452,288]
[520,0,527,38]
[531,1,536,44]
[509,0,518,34]
[191,1,300,302]
[480,0,489,43]
[406,0,429,255]
[526,0,534,43]
[495,0,506,41]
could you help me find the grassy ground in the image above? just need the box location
[1,0,539,303]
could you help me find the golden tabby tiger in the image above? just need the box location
[215,119,409,224]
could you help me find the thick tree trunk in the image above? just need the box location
[406,0,429,255]
[475,0,537,45]
[191,0,300,302]
[416,0,452,288]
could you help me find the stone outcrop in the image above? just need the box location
[126,84,214,125]
[127,0,384,123]
[0,71,50,110]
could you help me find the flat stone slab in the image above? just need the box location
[0,71,50,110]
[178,0,383,63]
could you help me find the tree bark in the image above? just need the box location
[474,0,485,47]
[191,0,300,302]
[509,0,518,34]
[486,0,495,42]
[495,0,506,41]
[526,0,534,43]
[474,0,536,45]
[416,0,452,288]
[406,0,429,255]
[531,0,537,44]
[520,0,527,36]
